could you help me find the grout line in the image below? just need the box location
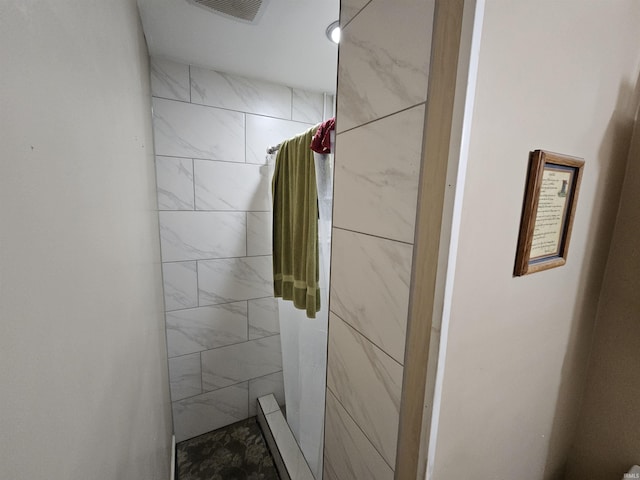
[183,157,267,166]
[195,260,200,307]
[341,0,374,30]
[245,252,273,258]
[336,102,427,136]
[243,113,247,163]
[326,386,395,472]
[154,153,275,166]
[249,369,283,383]
[164,294,275,312]
[174,364,283,405]
[191,158,196,209]
[159,208,271,213]
[329,309,404,368]
[333,225,414,246]
[168,351,203,361]
[162,255,271,265]
[167,332,282,361]
[153,95,317,124]
[246,211,249,256]
[174,376,248,404]
[246,299,251,340]
[153,94,185,103]
[154,153,193,161]
[199,351,203,394]
[249,111,314,124]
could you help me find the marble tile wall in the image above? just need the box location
[324,0,435,477]
[327,314,403,466]
[330,229,413,364]
[324,390,394,480]
[336,0,435,133]
[150,57,331,442]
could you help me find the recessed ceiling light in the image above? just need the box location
[326,21,340,44]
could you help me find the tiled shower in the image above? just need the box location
[323,0,435,477]
[149,58,332,442]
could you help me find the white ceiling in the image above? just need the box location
[137,0,340,93]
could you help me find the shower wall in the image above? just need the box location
[324,0,435,478]
[149,58,331,441]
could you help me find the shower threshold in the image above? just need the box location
[257,394,315,480]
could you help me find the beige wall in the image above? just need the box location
[0,1,173,479]
[323,0,435,478]
[564,111,640,478]
[430,1,640,479]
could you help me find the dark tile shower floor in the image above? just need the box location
[176,417,280,480]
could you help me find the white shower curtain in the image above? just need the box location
[278,149,333,480]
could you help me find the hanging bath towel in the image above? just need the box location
[272,126,320,318]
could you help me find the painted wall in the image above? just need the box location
[324,0,435,478]
[0,1,173,479]
[149,58,332,442]
[564,111,640,479]
[430,1,640,479]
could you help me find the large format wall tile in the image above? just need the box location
[333,105,424,243]
[155,156,194,210]
[325,390,395,478]
[162,261,198,311]
[194,160,271,211]
[152,98,244,161]
[198,256,273,305]
[337,0,434,132]
[151,63,297,440]
[324,458,340,480]
[166,302,248,357]
[247,212,272,256]
[330,228,412,363]
[190,67,292,119]
[201,335,282,391]
[150,58,190,102]
[248,297,280,339]
[245,114,313,165]
[340,0,370,27]
[159,211,246,262]
[292,89,324,124]
[248,371,285,416]
[168,353,202,402]
[327,314,403,467]
[172,383,249,442]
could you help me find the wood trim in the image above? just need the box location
[395,1,466,478]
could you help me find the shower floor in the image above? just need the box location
[176,417,280,480]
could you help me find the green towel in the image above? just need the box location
[272,126,320,318]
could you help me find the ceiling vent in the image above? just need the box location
[189,0,268,24]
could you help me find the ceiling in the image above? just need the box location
[137,0,340,93]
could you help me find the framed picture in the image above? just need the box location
[514,150,584,276]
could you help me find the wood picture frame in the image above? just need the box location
[514,150,584,276]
